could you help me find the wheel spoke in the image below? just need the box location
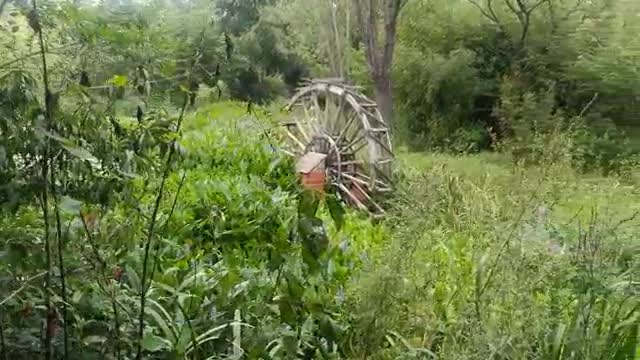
[330,92,346,134]
[351,140,368,155]
[285,128,306,150]
[335,111,358,145]
[350,180,384,213]
[341,134,366,152]
[292,119,310,142]
[336,183,367,211]
[341,173,369,187]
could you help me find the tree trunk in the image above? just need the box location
[374,74,393,129]
[354,0,404,132]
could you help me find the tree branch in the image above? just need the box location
[0,42,82,70]
[466,0,506,33]
[0,271,48,307]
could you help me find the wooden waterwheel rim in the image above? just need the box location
[281,78,394,214]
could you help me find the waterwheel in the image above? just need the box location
[281,78,394,215]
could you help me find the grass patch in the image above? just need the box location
[343,149,640,359]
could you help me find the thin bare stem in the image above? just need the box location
[0,42,81,71]
[80,211,107,269]
[78,218,125,360]
[148,171,188,286]
[51,171,69,358]
[31,0,54,356]
[0,271,48,307]
[0,316,6,360]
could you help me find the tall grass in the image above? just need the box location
[343,152,639,359]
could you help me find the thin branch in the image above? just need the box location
[466,0,506,33]
[77,221,126,360]
[0,315,6,360]
[31,0,54,356]
[80,210,107,269]
[478,161,554,298]
[528,0,548,14]
[505,0,521,18]
[578,92,598,118]
[0,42,82,70]
[51,180,69,359]
[0,271,48,307]
[176,301,198,360]
[147,171,188,287]
[135,85,189,360]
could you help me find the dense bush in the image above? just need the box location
[573,125,640,177]
[0,99,380,358]
[493,76,640,175]
[393,0,640,163]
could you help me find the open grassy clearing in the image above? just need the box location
[398,150,640,224]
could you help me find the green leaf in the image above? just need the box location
[185,324,229,355]
[71,290,84,304]
[37,128,70,144]
[125,266,141,292]
[142,333,171,352]
[145,300,177,343]
[298,190,319,217]
[108,75,128,87]
[326,195,345,231]
[61,144,99,165]
[551,323,566,360]
[278,296,297,325]
[83,335,107,345]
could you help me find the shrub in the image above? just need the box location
[394,46,480,149]
[494,77,578,168]
[449,125,491,153]
[572,125,640,176]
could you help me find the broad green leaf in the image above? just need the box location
[145,300,177,343]
[61,144,99,165]
[185,324,229,355]
[37,128,70,145]
[126,266,141,292]
[551,324,566,360]
[326,195,345,231]
[232,309,242,359]
[108,75,128,87]
[142,333,171,352]
[71,290,84,304]
[298,190,319,217]
[83,335,107,345]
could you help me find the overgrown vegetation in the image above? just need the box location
[394,0,640,176]
[1,0,638,359]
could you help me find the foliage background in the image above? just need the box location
[1,0,639,359]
